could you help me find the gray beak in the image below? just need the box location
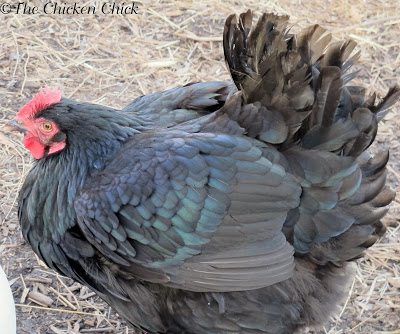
[6,119,26,134]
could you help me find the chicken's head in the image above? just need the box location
[13,88,66,159]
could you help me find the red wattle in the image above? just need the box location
[23,134,46,160]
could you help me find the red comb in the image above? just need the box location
[16,87,62,121]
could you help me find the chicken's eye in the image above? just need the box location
[41,122,53,132]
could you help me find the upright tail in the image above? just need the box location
[222,11,399,263]
[223,10,399,153]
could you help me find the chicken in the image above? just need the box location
[12,11,399,334]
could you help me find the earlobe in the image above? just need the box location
[48,141,66,155]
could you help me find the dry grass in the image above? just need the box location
[0,0,399,333]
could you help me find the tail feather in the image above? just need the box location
[223,11,399,153]
[372,86,400,121]
[222,11,399,264]
[296,25,332,65]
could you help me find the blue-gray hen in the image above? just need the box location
[15,10,399,334]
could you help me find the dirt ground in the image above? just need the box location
[0,0,399,333]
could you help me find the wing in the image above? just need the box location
[74,130,301,292]
[122,81,234,127]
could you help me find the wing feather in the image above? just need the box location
[75,130,300,292]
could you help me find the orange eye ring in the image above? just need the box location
[41,122,53,132]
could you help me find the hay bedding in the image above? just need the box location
[0,1,399,333]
